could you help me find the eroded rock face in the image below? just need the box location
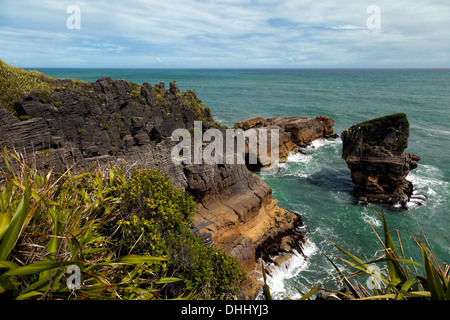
[341,113,420,209]
[0,77,303,298]
[234,115,338,169]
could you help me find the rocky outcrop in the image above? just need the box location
[0,76,305,298]
[234,115,338,169]
[341,113,420,209]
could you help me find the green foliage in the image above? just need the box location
[359,145,376,152]
[353,113,410,131]
[129,82,141,100]
[97,96,106,105]
[180,90,214,124]
[0,59,55,111]
[263,204,449,301]
[394,135,407,149]
[37,90,53,103]
[0,150,246,300]
[320,205,449,300]
[152,86,165,106]
[0,150,178,300]
[116,169,246,299]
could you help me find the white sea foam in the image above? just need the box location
[286,138,342,164]
[287,151,312,163]
[259,240,318,300]
[281,138,343,179]
[421,127,450,136]
[361,210,382,227]
[307,137,342,150]
[406,164,449,210]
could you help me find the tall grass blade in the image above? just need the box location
[421,243,445,300]
[89,255,167,270]
[156,277,183,284]
[396,277,416,300]
[1,260,76,277]
[0,212,11,241]
[323,252,361,299]
[0,187,29,261]
[381,210,407,283]
[298,284,321,300]
[0,276,19,294]
[326,237,370,271]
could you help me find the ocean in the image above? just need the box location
[36,68,450,299]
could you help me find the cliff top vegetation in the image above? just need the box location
[351,113,410,131]
[0,59,57,111]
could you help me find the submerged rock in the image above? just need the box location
[341,113,420,209]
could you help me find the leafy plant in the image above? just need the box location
[0,149,246,300]
[116,169,246,299]
[321,205,449,300]
[262,204,449,301]
[129,82,141,100]
[0,59,55,112]
[0,148,179,300]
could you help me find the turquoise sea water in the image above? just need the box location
[38,68,450,299]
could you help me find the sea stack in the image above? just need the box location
[341,113,420,209]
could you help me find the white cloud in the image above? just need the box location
[331,25,365,30]
[0,0,449,67]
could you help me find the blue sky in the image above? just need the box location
[1,0,449,68]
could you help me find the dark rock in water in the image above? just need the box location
[341,113,420,210]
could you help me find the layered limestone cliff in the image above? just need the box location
[341,113,420,209]
[234,115,338,169]
[0,76,306,298]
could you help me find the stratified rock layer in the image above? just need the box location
[234,115,338,169]
[0,77,303,298]
[341,113,420,209]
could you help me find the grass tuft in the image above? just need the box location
[0,59,56,112]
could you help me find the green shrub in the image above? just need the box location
[129,82,141,100]
[180,90,213,123]
[0,59,55,112]
[116,169,246,299]
[0,150,173,300]
[353,113,410,131]
[394,135,407,149]
[0,152,246,300]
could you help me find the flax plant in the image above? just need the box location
[321,204,449,300]
[0,148,177,300]
[262,204,449,301]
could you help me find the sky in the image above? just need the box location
[0,0,449,68]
